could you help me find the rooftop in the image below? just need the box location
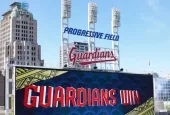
[2,10,11,16]
[10,2,21,7]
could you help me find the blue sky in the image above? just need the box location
[0,0,170,76]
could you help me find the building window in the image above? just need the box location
[27,57,29,60]
[18,56,19,59]
[27,46,29,49]
[32,57,33,61]
[34,63,36,66]
[27,62,29,65]
[20,46,22,49]
[18,51,19,54]
[27,51,29,54]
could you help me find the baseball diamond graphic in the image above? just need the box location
[15,67,154,115]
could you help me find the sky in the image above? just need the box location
[0,0,170,76]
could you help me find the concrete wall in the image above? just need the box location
[0,73,5,106]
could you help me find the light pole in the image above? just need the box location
[61,0,71,68]
[111,8,120,71]
[88,2,97,69]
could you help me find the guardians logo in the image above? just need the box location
[24,85,140,108]
[69,47,117,66]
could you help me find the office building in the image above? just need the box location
[0,2,44,75]
[154,77,170,101]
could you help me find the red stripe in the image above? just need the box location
[78,59,116,66]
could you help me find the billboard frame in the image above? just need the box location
[5,64,155,115]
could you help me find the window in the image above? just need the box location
[27,57,29,60]
[27,62,29,65]
[32,47,33,50]
[27,51,29,54]
[27,46,29,49]
[32,57,33,61]
[32,52,33,55]
[18,46,20,49]
[20,46,22,49]
[18,56,19,59]
[34,63,36,66]
[20,51,22,54]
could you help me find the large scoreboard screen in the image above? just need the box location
[15,67,154,115]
